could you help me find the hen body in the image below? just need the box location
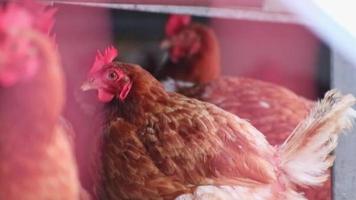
[158,15,328,199]
[96,64,275,199]
[0,2,81,199]
[85,62,355,200]
[159,15,312,145]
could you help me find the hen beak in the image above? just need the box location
[81,80,96,91]
[160,39,171,50]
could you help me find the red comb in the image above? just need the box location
[0,0,56,34]
[165,14,191,36]
[90,46,119,74]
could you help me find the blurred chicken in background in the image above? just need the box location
[158,14,312,148]
[157,14,331,200]
[0,1,82,199]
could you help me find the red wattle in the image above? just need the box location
[98,89,114,103]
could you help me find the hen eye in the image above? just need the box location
[107,70,118,81]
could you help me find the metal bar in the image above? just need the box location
[42,0,263,8]
[332,52,356,200]
[44,1,301,24]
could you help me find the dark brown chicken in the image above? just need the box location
[0,1,81,199]
[81,46,356,200]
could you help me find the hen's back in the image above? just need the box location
[178,77,312,145]
[176,76,332,200]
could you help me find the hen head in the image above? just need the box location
[81,46,133,103]
[161,14,202,63]
[0,1,56,87]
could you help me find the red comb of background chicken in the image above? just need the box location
[0,0,56,87]
[90,46,119,74]
[165,14,191,37]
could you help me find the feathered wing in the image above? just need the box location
[279,89,356,187]
[147,94,276,184]
[97,93,280,199]
[96,118,190,200]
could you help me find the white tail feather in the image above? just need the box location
[175,185,306,200]
[279,89,356,187]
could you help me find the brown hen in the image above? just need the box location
[81,47,355,200]
[0,1,81,199]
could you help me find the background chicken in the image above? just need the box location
[81,46,355,200]
[157,15,332,199]
[0,1,81,199]
[158,14,314,146]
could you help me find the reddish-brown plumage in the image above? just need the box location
[178,77,312,146]
[83,55,355,199]
[85,63,276,199]
[159,15,330,200]
[0,2,81,199]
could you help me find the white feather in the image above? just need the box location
[279,90,356,187]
